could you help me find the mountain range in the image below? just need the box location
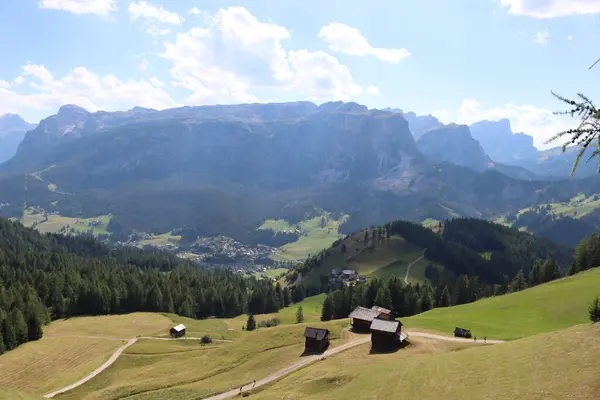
[0,101,598,247]
[0,114,36,165]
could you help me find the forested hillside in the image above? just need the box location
[0,218,293,354]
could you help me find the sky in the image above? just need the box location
[0,0,599,149]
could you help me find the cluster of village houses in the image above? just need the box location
[331,268,367,285]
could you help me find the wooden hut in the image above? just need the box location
[304,327,330,352]
[349,306,380,331]
[370,319,405,349]
[170,323,186,338]
[371,306,393,320]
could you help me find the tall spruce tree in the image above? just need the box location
[296,305,304,324]
[321,295,333,321]
[246,314,256,331]
[589,296,600,323]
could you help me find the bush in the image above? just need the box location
[201,335,212,344]
[258,318,281,328]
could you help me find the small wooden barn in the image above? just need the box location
[304,327,330,352]
[370,319,405,349]
[371,306,393,320]
[349,306,380,331]
[170,323,186,338]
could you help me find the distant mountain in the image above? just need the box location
[416,124,492,172]
[0,101,595,244]
[0,114,36,164]
[401,111,444,138]
[469,119,538,164]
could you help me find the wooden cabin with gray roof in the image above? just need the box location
[370,319,407,349]
[348,305,393,331]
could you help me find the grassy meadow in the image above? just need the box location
[254,323,600,400]
[404,268,600,340]
[259,214,349,262]
[58,319,349,400]
[22,209,112,238]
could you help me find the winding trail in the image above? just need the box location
[405,250,426,284]
[43,338,139,398]
[43,329,503,399]
[42,336,232,398]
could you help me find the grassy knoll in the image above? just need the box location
[44,312,172,339]
[22,209,112,237]
[255,323,600,400]
[252,267,289,280]
[0,389,42,400]
[290,234,430,287]
[0,336,123,394]
[261,214,349,262]
[404,268,600,340]
[59,319,348,400]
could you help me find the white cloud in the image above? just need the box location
[0,81,10,89]
[366,85,380,96]
[128,1,182,24]
[434,99,572,148]
[568,34,573,40]
[161,7,363,104]
[0,64,176,118]
[318,22,410,63]
[38,0,117,16]
[138,59,149,71]
[534,31,549,45]
[500,0,600,18]
[150,77,165,87]
[188,7,201,15]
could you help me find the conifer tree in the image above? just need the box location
[11,309,28,345]
[321,295,333,321]
[296,305,304,324]
[589,296,600,323]
[246,314,256,331]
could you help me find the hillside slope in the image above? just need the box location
[255,323,600,400]
[286,218,572,289]
[404,268,600,339]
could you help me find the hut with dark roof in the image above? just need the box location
[303,327,330,352]
[370,319,406,349]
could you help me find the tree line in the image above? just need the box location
[0,218,292,354]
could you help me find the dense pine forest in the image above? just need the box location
[0,218,293,354]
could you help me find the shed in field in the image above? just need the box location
[349,306,381,331]
[370,319,405,349]
[371,306,393,320]
[304,327,330,352]
[170,323,186,338]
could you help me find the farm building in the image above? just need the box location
[349,305,395,331]
[170,323,186,338]
[370,319,406,349]
[371,306,393,320]
[304,327,330,352]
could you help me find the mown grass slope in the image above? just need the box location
[255,323,600,400]
[404,268,600,340]
[0,313,171,395]
[58,319,348,400]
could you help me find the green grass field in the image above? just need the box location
[0,389,42,400]
[58,319,348,400]
[137,231,182,248]
[252,268,289,280]
[255,323,600,400]
[289,234,430,287]
[404,268,600,340]
[260,214,349,262]
[22,209,112,238]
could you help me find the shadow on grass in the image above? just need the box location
[369,340,410,355]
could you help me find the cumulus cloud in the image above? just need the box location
[366,85,381,96]
[160,7,363,104]
[434,99,572,148]
[38,0,117,16]
[318,22,410,63]
[0,64,176,118]
[138,59,149,71]
[534,31,549,45]
[128,1,182,37]
[500,0,600,18]
[188,7,201,15]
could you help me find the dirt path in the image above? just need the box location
[202,336,372,400]
[406,331,505,344]
[43,337,138,398]
[405,250,426,284]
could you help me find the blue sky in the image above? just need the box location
[0,0,599,148]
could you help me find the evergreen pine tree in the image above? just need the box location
[508,270,527,293]
[296,305,304,324]
[529,260,543,286]
[27,312,43,341]
[589,296,600,323]
[373,286,392,311]
[439,286,451,307]
[321,295,333,321]
[1,318,16,350]
[11,308,28,345]
[246,314,256,331]
[282,287,292,307]
[541,259,560,283]
[146,284,163,312]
